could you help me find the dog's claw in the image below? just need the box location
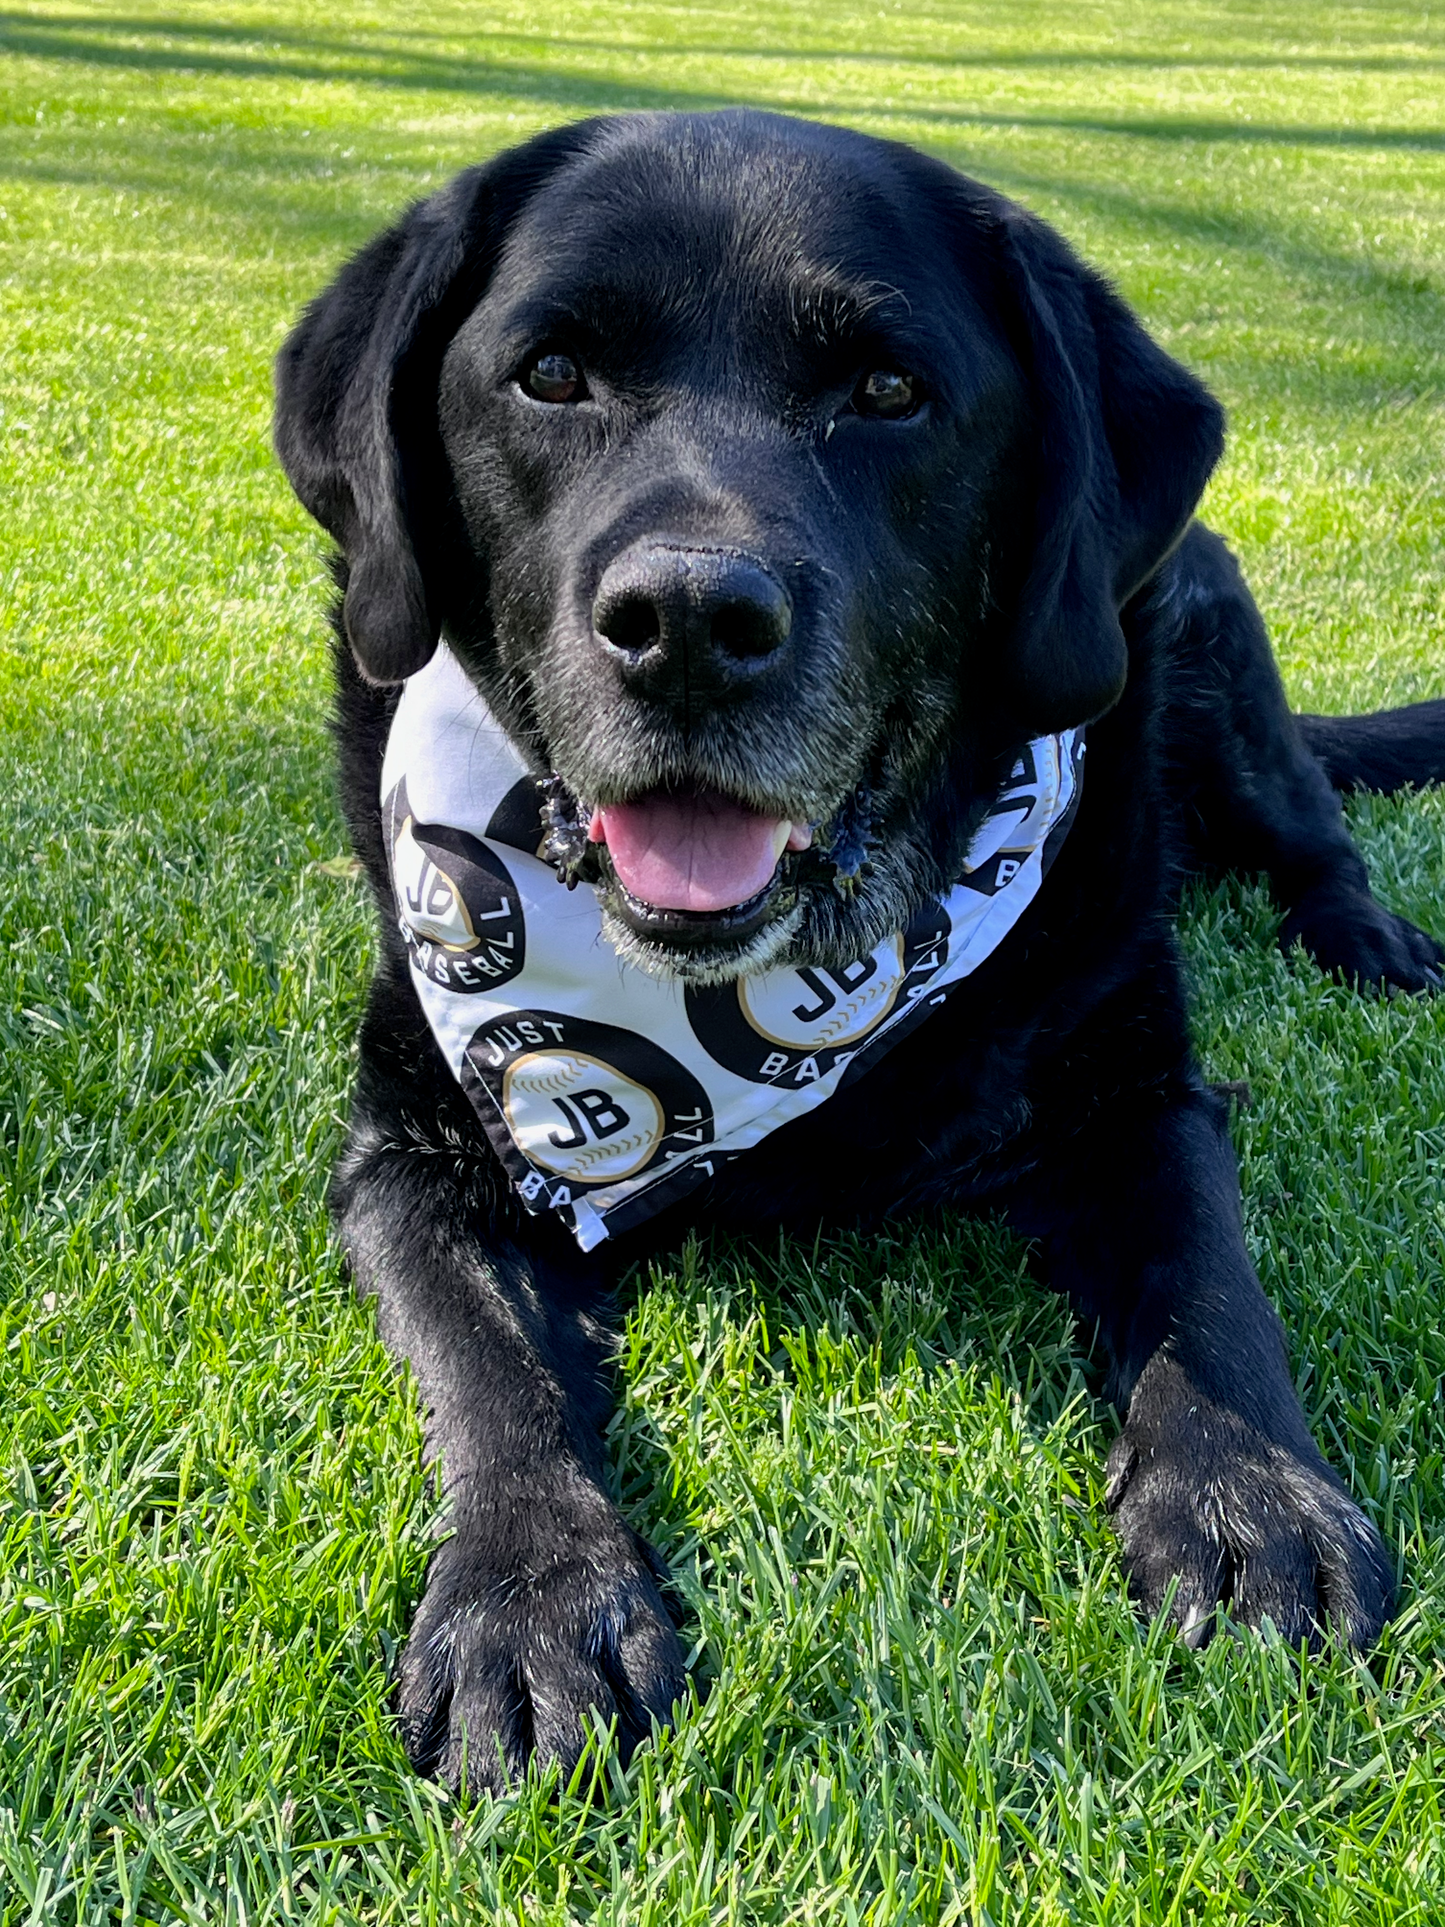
[398,1519,687,1800]
[1282,885,1445,994]
[1178,1601,1215,1650]
[1108,1356,1394,1654]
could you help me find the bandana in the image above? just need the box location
[381,642,1084,1251]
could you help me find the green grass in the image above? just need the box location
[1,2,1444,1919]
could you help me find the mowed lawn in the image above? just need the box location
[2,2,1444,1920]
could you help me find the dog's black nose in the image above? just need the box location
[593,545,792,697]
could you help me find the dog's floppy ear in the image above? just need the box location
[990,203,1226,732]
[274,121,602,684]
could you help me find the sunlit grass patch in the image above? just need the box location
[2,3,1444,1920]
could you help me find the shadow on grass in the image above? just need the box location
[7,9,1445,74]
[953,151,1445,379]
[611,1213,1094,1694]
[6,3,1445,369]
[645,1216,1086,1425]
[3,110,1437,424]
[2,13,1443,150]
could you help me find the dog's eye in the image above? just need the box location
[525,353,583,404]
[853,368,919,420]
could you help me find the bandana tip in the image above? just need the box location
[569,1198,609,1251]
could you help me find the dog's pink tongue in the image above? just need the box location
[598,794,789,912]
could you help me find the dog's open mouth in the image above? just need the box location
[588,791,814,945]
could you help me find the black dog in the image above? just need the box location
[274,110,1445,1792]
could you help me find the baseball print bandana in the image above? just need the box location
[381,642,1084,1251]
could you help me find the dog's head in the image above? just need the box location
[277,111,1222,982]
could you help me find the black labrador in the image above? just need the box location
[274,110,1445,1792]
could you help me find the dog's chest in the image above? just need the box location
[642,980,1048,1236]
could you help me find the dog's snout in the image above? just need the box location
[593,545,792,696]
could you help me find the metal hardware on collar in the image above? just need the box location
[820,779,875,897]
[537,774,596,889]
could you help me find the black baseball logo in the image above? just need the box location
[385,778,526,993]
[686,901,951,1086]
[463,1011,715,1207]
[958,734,1081,895]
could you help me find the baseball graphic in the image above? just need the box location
[393,815,476,951]
[383,779,526,994]
[687,901,952,1086]
[961,737,1059,874]
[462,1011,715,1203]
[386,672,1081,1236]
[739,938,905,1051]
[503,1051,665,1183]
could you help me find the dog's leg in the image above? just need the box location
[332,1015,685,1793]
[1018,1082,1394,1648]
[1166,523,1442,990]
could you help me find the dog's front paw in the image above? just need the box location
[1282,882,1443,993]
[397,1494,686,1796]
[1106,1357,1394,1651]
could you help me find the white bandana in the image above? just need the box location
[381,642,1084,1250]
